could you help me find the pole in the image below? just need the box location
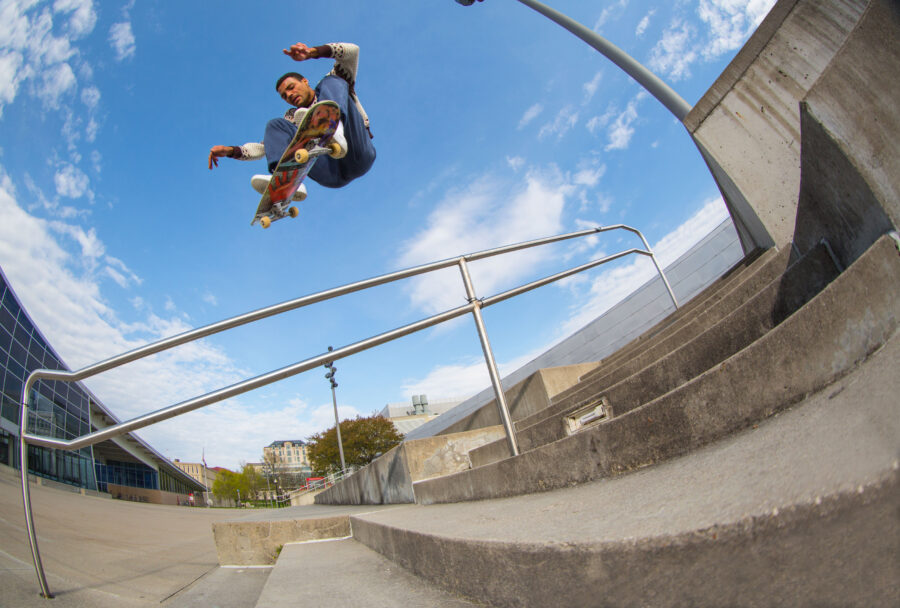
[330,384,347,472]
[325,348,347,472]
[513,0,691,119]
[458,259,520,456]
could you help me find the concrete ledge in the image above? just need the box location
[212,515,351,565]
[470,245,807,468]
[505,242,838,460]
[433,363,599,437]
[414,235,899,504]
[354,473,898,608]
[568,245,784,396]
[315,426,507,505]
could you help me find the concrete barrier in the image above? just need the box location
[314,426,507,505]
[687,0,867,249]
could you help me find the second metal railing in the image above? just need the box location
[19,224,677,598]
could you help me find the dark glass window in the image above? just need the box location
[8,339,26,367]
[12,319,30,349]
[0,326,12,352]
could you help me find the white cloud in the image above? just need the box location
[518,103,543,130]
[38,61,76,108]
[53,0,97,39]
[586,106,616,137]
[0,51,25,115]
[401,350,537,401]
[538,104,578,140]
[572,164,606,188]
[646,1,775,82]
[109,21,135,61]
[80,84,99,108]
[605,98,641,151]
[506,156,525,172]
[53,163,90,198]
[593,0,629,30]
[397,169,569,315]
[203,292,219,306]
[582,71,602,102]
[648,18,698,81]
[636,10,656,37]
[699,0,776,59]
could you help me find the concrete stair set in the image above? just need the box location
[198,1,898,605]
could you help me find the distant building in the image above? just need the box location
[379,395,464,435]
[262,440,312,483]
[0,266,206,505]
[171,459,218,489]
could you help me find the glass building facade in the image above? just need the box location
[0,266,204,499]
[0,269,96,490]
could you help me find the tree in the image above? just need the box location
[307,414,403,474]
[211,464,264,504]
[211,469,242,503]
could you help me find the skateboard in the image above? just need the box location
[251,100,343,228]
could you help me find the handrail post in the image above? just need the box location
[457,259,520,457]
[19,380,53,599]
[631,229,680,310]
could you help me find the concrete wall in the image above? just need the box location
[314,426,507,505]
[434,363,598,437]
[686,0,868,250]
[791,0,900,268]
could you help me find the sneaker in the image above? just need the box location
[290,107,309,127]
[326,120,348,159]
[251,174,307,201]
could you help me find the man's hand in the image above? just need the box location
[283,42,318,62]
[208,145,233,169]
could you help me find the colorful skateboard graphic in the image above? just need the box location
[251,100,342,228]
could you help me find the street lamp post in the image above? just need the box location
[324,347,347,472]
[455,0,690,119]
[453,0,770,253]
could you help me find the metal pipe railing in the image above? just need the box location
[19,224,677,598]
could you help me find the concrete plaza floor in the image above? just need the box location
[0,464,243,607]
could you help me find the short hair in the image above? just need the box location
[276,72,305,91]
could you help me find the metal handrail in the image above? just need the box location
[19,224,678,598]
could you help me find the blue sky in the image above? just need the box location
[0,0,775,470]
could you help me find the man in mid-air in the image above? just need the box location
[208,42,376,200]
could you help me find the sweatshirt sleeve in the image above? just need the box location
[314,43,359,87]
[230,142,265,161]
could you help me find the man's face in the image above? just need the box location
[277,76,314,108]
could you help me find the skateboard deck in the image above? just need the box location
[251,100,342,228]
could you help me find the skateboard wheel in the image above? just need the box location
[328,142,344,159]
[288,206,299,218]
[260,216,272,229]
[294,149,310,164]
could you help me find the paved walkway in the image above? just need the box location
[0,467,244,606]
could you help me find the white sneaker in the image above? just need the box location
[251,174,307,201]
[327,120,348,159]
[290,107,309,127]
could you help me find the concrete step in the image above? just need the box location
[162,566,271,608]
[351,328,900,606]
[414,234,900,503]
[211,504,401,565]
[253,538,477,607]
[563,244,786,393]
[470,242,838,467]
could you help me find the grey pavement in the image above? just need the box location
[0,466,254,607]
[255,538,477,607]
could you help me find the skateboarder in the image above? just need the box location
[208,42,376,200]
